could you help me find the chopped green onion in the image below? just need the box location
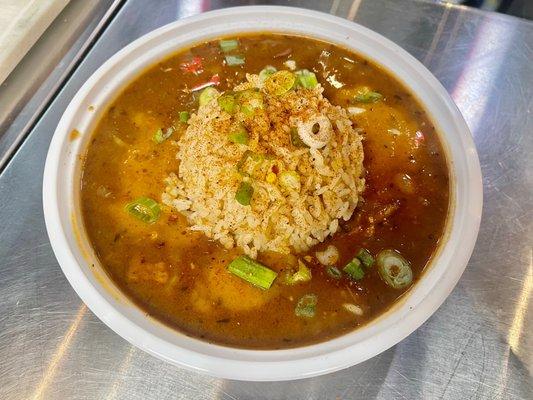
[219,39,239,53]
[125,197,161,224]
[153,129,164,144]
[235,181,253,205]
[295,294,317,318]
[229,126,249,145]
[354,87,382,103]
[179,111,190,123]
[344,258,365,280]
[285,260,312,285]
[240,105,253,117]
[377,249,413,289]
[153,127,174,144]
[295,69,318,89]
[326,266,342,279]
[290,127,308,148]
[279,170,301,192]
[236,150,253,172]
[236,150,259,173]
[236,89,263,116]
[225,55,245,66]
[199,87,219,106]
[356,248,374,268]
[217,92,236,113]
[227,255,277,290]
[265,70,296,96]
[235,151,264,175]
[259,66,277,82]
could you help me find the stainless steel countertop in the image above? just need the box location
[0,0,120,168]
[0,0,531,399]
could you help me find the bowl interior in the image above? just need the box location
[43,6,482,381]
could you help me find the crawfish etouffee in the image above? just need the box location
[81,34,449,349]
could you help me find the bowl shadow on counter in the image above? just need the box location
[219,345,397,398]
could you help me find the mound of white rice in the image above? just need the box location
[162,71,365,258]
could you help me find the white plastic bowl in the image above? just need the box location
[43,6,482,381]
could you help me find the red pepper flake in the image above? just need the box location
[180,56,203,74]
[271,164,279,174]
[210,74,220,85]
[191,74,220,92]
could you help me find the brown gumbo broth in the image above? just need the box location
[81,34,449,349]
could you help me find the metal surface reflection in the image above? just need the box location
[30,305,87,400]
[0,0,531,399]
[508,252,531,357]
[450,17,519,134]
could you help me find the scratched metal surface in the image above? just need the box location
[0,0,531,399]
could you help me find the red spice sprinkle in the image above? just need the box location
[191,74,220,92]
[180,56,203,74]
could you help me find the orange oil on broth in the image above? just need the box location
[81,34,449,349]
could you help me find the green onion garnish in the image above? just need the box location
[179,111,190,123]
[236,150,264,175]
[278,170,301,192]
[241,105,253,117]
[295,294,318,318]
[344,258,365,280]
[356,248,374,268]
[295,69,318,89]
[264,70,296,96]
[326,266,342,279]
[225,54,245,66]
[235,89,263,116]
[235,181,253,205]
[229,126,249,145]
[259,66,277,82]
[290,127,308,148]
[219,39,239,53]
[377,249,413,289]
[285,260,312,285]
[217,92,236,113]
[236,150,254,173]
[354,87,382,103]
[153,127,174,144]
[125,197,161,224]
[199,86,219,106]
[227,255,277,290]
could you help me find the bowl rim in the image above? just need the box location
[43,5,482,381]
